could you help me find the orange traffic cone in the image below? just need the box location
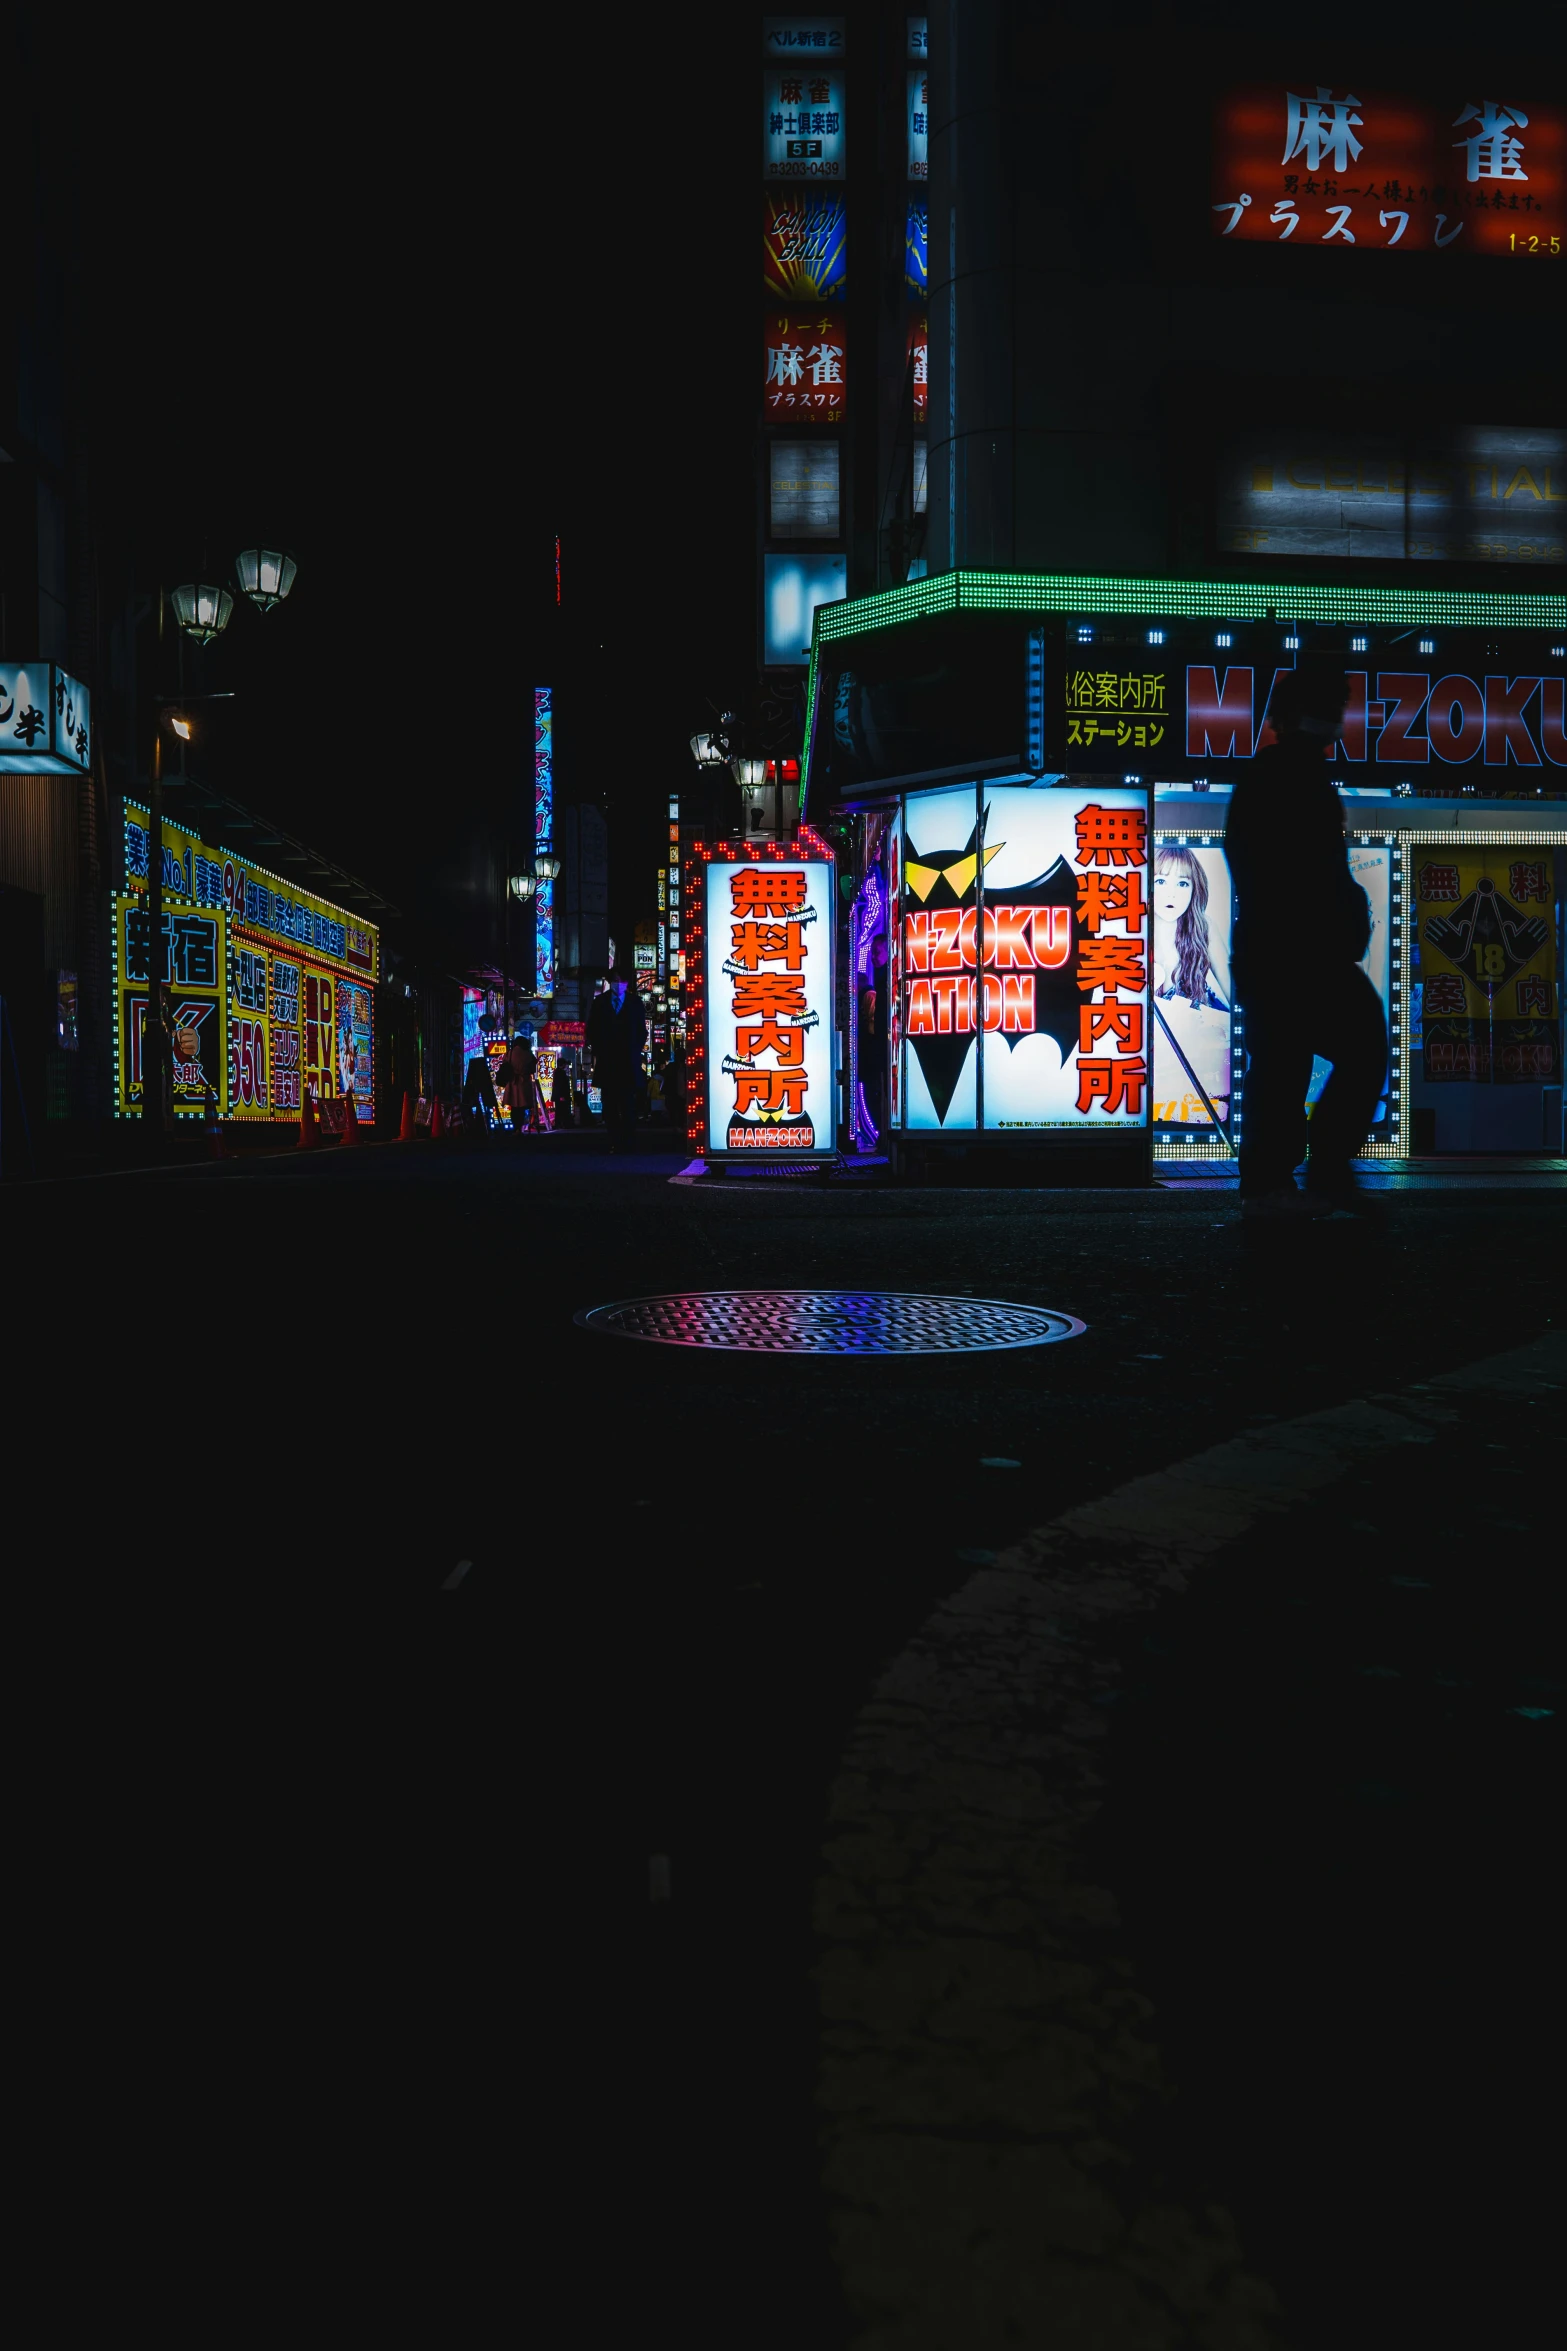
[429,1094,445,1140]
[398,1091,416,1142]
[298,1087,320,1150]
[342,1090,361,1146]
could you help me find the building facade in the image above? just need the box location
[749,9,1567,1165]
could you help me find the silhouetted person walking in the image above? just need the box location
[588,967,647,1155]
[1225,662,1386,1217]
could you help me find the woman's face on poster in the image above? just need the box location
[1153,866,1194,923]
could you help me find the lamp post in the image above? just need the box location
[142,552,297,1136]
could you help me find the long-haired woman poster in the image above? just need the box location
[1150,844,1233,1129]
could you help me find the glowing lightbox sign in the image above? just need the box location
[905,199,928,297]
[765,554,846,665]
[689,836,836,1161]
[765,308,845,424]
[1212,85,1565,255]
[763,16,844,56]
[115,801,377,1123]
[764,62,846,178]
[0,662,91,774]
[763,191,847,298]
[895,782,1152,1135]
[535,686,555,996]
[907,65,928,180]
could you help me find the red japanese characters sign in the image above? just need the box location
[1212,85,1566,256]
[764,310,846,424]
[692,837,837,1158]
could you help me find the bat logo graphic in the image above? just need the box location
[902,818,1081,1124]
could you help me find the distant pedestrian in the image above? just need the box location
[551,1054,573,1129]
[587,968,647,1155]
[497,1034,538,1134]
[1225,660,1386,1218]
[462,1053,498,1135]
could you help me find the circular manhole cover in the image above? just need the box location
[573,1290,1085,1355]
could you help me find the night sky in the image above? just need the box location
[75,24,760,963]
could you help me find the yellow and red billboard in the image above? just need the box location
[114,802,379,1123]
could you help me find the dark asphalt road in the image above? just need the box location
[14,1134,1562,2344]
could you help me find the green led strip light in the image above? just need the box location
[811,569,1567,647]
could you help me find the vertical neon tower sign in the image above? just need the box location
[534,686,555,995]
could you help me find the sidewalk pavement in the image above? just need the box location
[813,1334,1564,2350]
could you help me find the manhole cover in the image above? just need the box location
[573,1290,1085,1354]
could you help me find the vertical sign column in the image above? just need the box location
[534,686,554,997]
[698,838,836,1158]
[762,18,848,674]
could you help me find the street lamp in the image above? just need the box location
[510,872,536,901]
[533,848,561,881]
[170,581,235,647]
[234,548,298,615]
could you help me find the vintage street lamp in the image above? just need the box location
[234,548,298,615]
[689,731,725,768]
[143,551,294,1135]
[169,580,235,647]
[533,847,561,881]
[510,872,536,901]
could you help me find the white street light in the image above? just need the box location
[170,581,234,646]
[235,548,298,615]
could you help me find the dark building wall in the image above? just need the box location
[926,1,1564,585]
[0,27,98,1149]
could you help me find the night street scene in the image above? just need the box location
[5,8,1563,2345]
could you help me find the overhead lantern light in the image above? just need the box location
[235,547,298,615]
[731,755,768,787]
[534,847,561,881]
[170,581,234,646]
[510,873,536,901]
[689,732,726,767]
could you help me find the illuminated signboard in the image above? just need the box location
[894,781,1152,1134]
[0,662,91,774]
[763,191,847,298]
[764,63,846,179]
[1062,653,1566,776]
[1147,837,1397,1150]
[1415,849,1559,1083]
[813,611,1567,795]
[115,802,377,1123]
[908,314,927,423]
[1184,661,1566,774]
[535,686,555,996]
[763,15,844,57]
[905,198,928,297]
[1217,426,1565,567]
[689,834,836,1160]
[907,66,928,180]
[1212,85,1565,255]
[764,309,845,424]
[764,554,847,665]
[769,439,841,538]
